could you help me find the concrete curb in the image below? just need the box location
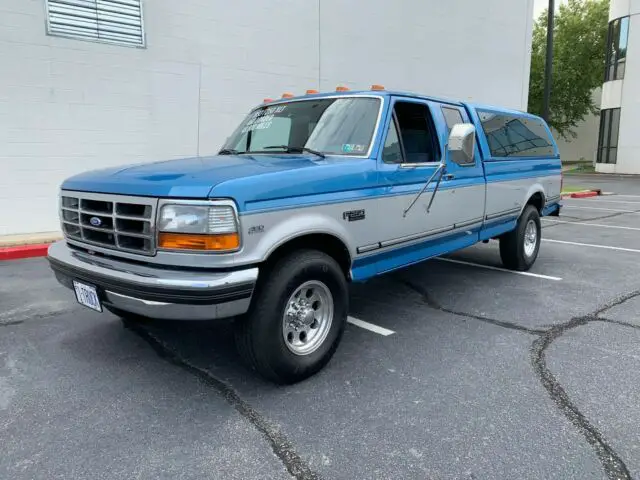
[0,244,51,261]
[570,190,600,199]
[0,233,61,261]
[561,189,602,200]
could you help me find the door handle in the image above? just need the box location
[443,174,455,181]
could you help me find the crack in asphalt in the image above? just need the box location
[398,277,544,335]
[123,321,320,480]
[0,308,80,327]
[594,318,640,331]
[119,275,638,480]
[532,315,631,480]
[0,320,25,327]
[399,276,638,480]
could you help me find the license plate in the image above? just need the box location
[73,280,102,312]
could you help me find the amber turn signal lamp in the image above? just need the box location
[158,232,240,251]
[281,92,294,98]
[370,84,385,91]
[306,89,319,94]
[335,86,350,91]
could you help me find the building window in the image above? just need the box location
[597,108,621,164]
[45,0,145,47]
[605,16,630,81]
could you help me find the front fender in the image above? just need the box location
[247,209,356,263]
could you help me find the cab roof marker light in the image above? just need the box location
[306,89,319,95]
[335,86,350,91]
[281,92,294,98]
[370,84,385,91]
[263,98,273,103]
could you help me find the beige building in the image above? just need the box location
[554,89,601,163]
[596,0,640,173]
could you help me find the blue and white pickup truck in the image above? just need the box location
[48,86,562,384]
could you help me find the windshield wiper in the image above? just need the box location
[218,148,247,155]
[263,145,326,159]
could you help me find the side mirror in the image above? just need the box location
[447,123,476,165]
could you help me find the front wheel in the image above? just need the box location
[499,205,541,271]
[234,249,348,384]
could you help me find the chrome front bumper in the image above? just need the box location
[47,241,258,321]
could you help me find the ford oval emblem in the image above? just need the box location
[89,216,102,227]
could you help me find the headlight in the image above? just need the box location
[157,203,240,251]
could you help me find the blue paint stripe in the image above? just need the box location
[351,227,481,281]
[542,202,561,216]
[241,173,560,215]
[485,170,561,183]
[479,218,517,241]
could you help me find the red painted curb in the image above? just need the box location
[0,244,50,261]
[571,191,599,199]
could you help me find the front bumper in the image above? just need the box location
[47,241,258,321]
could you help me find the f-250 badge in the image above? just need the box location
[342,209,365,222]
[248,225,265,235]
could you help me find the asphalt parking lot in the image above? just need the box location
[2,174,640,480]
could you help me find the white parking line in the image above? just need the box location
[543,238,640,254]
[347,316,395,336]
[436,257,562,281]
[542,218,640,231]
[610,194,640,199]
[567,199,640,205]
[562,205,636,213]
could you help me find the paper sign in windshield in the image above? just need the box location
[241,105,287,134]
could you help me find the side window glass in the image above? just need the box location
[394,101,439,163]
[382,118,403,164]
[442,107,464,132]
[478,110,555,158]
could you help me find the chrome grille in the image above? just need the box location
[60,191,158,255]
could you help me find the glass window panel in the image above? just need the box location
[610,109,621,148]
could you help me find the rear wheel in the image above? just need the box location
[499,205,541,271]
[235,249,348,384]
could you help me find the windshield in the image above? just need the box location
[222,97,381,156]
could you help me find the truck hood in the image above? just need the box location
[61,154,324,198]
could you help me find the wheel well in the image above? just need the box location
[527,192,545,213]
[263,233,352,279]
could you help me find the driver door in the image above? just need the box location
[370,98,483,274]
[372,98,456,273]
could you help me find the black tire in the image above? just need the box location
[499,205,541,271]
[234,249,348,384]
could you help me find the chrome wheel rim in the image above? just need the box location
[524,219,538,257]
[282,280,334,356]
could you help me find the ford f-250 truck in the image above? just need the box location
[48,86,562,384]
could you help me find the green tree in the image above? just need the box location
[528,0,609,139]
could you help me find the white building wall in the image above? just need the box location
[0,0,534,236]
[597,0,640,174]
[554,88,601,162]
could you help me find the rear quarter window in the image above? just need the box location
[477,110,555,158]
